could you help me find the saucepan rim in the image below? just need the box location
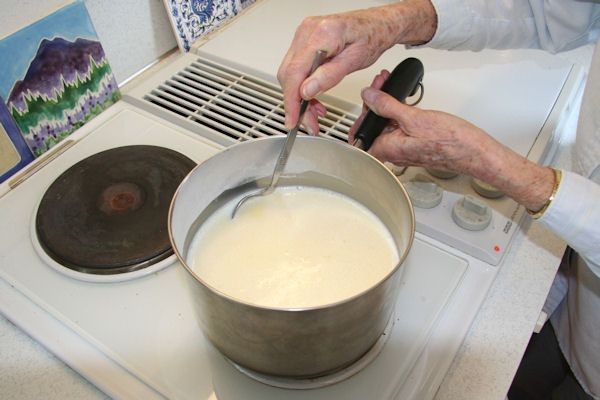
[168,135,415,312]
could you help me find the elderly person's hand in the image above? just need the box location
[277,0,437,134]
[352,78,558,214]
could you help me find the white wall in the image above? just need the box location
[0,0,177,84]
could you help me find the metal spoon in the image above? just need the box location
[231,49,327,218]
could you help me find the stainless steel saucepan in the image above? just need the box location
[168,58,423,378]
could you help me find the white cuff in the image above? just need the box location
[425,0,474,49]
[540,170,600,270]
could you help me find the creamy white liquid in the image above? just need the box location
[187,186,400,308]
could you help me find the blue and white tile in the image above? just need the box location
[166,0,241,52]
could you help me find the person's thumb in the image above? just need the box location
[301,60,354,99]
[360,87,413,122]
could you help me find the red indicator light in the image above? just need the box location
[494,245,501,252]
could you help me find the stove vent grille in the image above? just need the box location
[142,58,358,144]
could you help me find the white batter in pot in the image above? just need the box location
[187,186,400,309]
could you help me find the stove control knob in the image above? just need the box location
[405,174,443,209]
[471,177,504,198]
[426,168,459,179]
[452,195,492,231]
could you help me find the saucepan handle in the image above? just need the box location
[353,57,424,151]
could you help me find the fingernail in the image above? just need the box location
[303,80,320,98]
[305,125,314,135]
[361,87,377,104]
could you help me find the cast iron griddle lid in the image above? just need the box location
[36,145,195,275]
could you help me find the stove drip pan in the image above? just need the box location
[32,145,195,283]
[227,314,395,390]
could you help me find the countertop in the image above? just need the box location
[0,46,593,400]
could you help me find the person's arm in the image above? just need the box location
[351,86,555,212]
[277,0,437,133]
[278,0,600,133]
[352,84,600,268]
[427,0,600,52]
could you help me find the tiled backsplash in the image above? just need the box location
[165,0,256,52]
[0,0,256,184]
[0,98,34,184]
[0,0,120,182]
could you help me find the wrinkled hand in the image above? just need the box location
[277,0,437,134]
[352,83,557,212]
[350,85,493,175]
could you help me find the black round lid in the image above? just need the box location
[35,145,196,275]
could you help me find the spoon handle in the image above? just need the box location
[264,49,328,194]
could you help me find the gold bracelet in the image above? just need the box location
[527,168,562,220]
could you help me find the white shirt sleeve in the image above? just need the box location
[427,0,600,52]
[540,170,600,276]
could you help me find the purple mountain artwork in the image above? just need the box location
[7,37,120,156]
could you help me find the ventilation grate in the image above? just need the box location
[143,58,358,143]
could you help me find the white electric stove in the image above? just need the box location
[0,97,476,399]
[0,1,587,399]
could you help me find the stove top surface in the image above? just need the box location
[0,102,485,399]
